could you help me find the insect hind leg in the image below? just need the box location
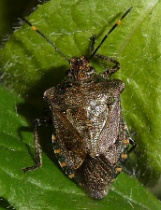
[22,117,52,173]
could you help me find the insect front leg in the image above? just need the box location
[95,54,120,78]
[90,35,120,77]
[22,117,52,173]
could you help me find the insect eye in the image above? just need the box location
[70,57,78,65]
[80,56,85,60]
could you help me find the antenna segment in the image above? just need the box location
[89,7,133,59]
[22,17,70,63]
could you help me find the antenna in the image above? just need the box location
[22,17,70,63]
[89,7,133,59]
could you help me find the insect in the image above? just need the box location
[22,7,136,199]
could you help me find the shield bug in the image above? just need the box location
[22,7,136,199]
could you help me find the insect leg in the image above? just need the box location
[89,35,120,77]
[127,137,136,154]
[94,53,120,77]
[89,35,96,54]
[22,117,52,173]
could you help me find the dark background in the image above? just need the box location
[0,0,49,47]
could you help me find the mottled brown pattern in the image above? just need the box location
[22,7,136,199]
[43,56,136,199]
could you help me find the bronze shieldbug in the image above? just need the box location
[22,7,136,199]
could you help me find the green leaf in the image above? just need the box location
[0,88,160,209]
[0,0,161,209]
